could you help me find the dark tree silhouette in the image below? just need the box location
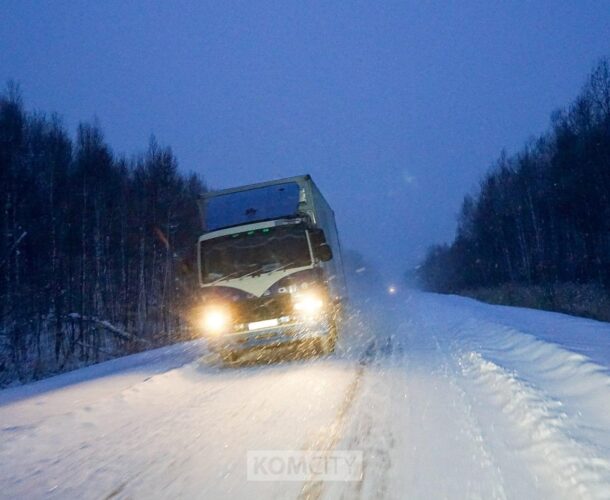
[418,58,610,316]
[0,88,205,385]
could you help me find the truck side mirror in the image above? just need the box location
[309,229,333,262]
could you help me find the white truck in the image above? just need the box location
[196,175,347,362]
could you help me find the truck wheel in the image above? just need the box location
[220,350,238,364]
[318,320,337,355]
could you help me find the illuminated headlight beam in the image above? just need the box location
[293,293,325,315]
[202,308,230,334]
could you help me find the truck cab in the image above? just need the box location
[196,175,346,362]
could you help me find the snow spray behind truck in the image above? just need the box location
[196,175,347,362]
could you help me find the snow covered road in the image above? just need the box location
[2,292,610,499]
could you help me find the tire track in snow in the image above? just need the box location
[414,329,508,500]
[334,334,403,500]
[368,305,511,500]
[298,341,375,500]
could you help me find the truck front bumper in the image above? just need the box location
[206,318,332,353]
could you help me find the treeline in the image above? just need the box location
[418,59,610,309]
[0,86,205,385]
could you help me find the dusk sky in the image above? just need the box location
[2,1,610,279]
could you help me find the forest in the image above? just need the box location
[0,86,205,386]
[418,58,610,320]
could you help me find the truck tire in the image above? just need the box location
[318,320,337,355]
[220,349,239,364]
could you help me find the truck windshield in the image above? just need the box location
[200,225,312,284]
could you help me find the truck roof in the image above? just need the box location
[199,174,313,199]
[198,174,335,233]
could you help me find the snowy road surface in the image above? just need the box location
[2,292,610,499]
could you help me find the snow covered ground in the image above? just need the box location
[1,291,610,499]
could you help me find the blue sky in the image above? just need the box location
[2,1,610,279]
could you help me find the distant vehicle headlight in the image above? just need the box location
[293,292,325,315]
[202,307,230,334]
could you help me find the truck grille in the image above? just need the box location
[234,294,293,322]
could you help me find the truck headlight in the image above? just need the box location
[202,307,230,334]
[293,292,324,315]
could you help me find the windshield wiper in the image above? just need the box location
[271,261,297,273]
[207,262,299,285]
[237,266,269,280]
[207,265,257,286]
[235,261,297,280]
